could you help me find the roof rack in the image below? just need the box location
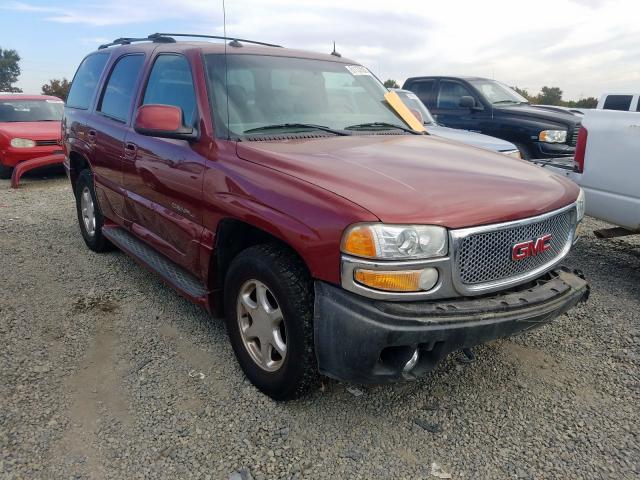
[98,35,175,49]
[148,33,282,48]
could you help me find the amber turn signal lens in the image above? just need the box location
[342,226,377,258]
[354,269,422,292]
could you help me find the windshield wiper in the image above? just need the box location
[344,122,420,134]
[243,123,349,136]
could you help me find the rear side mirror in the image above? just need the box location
[134,104,197,141]
[458,96,476,109]
[408,108,424,125]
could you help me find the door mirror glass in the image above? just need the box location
[459,95,476,109]
[134,104,197,140]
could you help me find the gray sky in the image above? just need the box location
[4,0,638,99]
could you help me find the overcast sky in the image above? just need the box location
[2,0,638,99]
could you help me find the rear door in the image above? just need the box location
[406,79,436,109]
[430,79,485,130]
[90,53,146,222]
[123,52,205,272]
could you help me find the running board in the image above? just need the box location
[102,227,209,304]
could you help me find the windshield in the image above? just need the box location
[468,80,529,104]
[204,54,408,137]
[0,99,64,122]
[394,90,436,125]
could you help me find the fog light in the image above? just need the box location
[419,267,439,291]
[354,267,439,293]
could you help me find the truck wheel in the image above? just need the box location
[224,244,318,400]
[75,169,112,252]
[0,163,13,180]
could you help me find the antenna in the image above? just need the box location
[223,0,231,140]
[331,41,341,57]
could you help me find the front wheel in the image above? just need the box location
[224,244,318,400]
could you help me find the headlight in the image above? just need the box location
[539,130,567,143]
[10,138,36,148]
[341,223,448,260]
[576,188,585,222]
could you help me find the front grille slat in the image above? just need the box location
[35,139,58,146]
[568,123,581,146]
[456,209,574,286]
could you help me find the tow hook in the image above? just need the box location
[457,348,476,364]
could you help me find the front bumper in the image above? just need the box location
[0,145,62,167]
[314,268,588,383]
[532,141,575,159]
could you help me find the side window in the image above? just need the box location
[66,53,109,110]
[437,81,474,109]
[602,95,632,111]
[636,97,640,112]
[99,54,145,122]
[142,55,197,125]
[411,80,435,106]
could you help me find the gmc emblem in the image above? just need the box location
[512,234,552,261]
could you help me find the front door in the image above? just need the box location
[430,80,486,131]
[123,53,205,272]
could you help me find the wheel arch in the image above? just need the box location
[208,218,312,316]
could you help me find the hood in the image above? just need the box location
[426,124,517,152]
[236,135,579,229]
[0,121,61,141]
[495,104,581,127]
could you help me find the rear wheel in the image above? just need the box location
[0,163,13,180]
[224,244,318,400]
[75,169,112,252]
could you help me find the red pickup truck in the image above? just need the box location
[63,34,589,400]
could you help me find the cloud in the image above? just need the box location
[6,0,639,98]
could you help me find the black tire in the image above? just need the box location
[0,163,13,180]
[75,169,112,252]
[224,243,318,400]
[512,142,533,160]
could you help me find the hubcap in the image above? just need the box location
[236,279,287,372]
[80,186,96,236]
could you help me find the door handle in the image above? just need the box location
[124,142,138,160]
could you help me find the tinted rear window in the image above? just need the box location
[66,53,109,110]
[602,95,632,111]
[409,80,435,106]
[99,55,145,122]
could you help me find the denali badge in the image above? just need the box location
[512,234,552,261]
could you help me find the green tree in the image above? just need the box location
[512,86,531,101]
[573,97,598,108]
[0,47,22,92]
[383,79,400,89]
[42,78,71,101]
[536,86,563,105]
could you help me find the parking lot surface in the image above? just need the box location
[1,174,638,479]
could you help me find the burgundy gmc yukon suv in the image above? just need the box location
[63,34,589,400]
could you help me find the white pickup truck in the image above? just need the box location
[532,108,640,235]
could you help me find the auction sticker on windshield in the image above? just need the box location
[345,65,371,76]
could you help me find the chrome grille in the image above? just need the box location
[456,208,575,286]
[568,124,580,146]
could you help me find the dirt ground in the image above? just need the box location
[1,171,638,479]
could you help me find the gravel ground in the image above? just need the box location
[1,172,638,480]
